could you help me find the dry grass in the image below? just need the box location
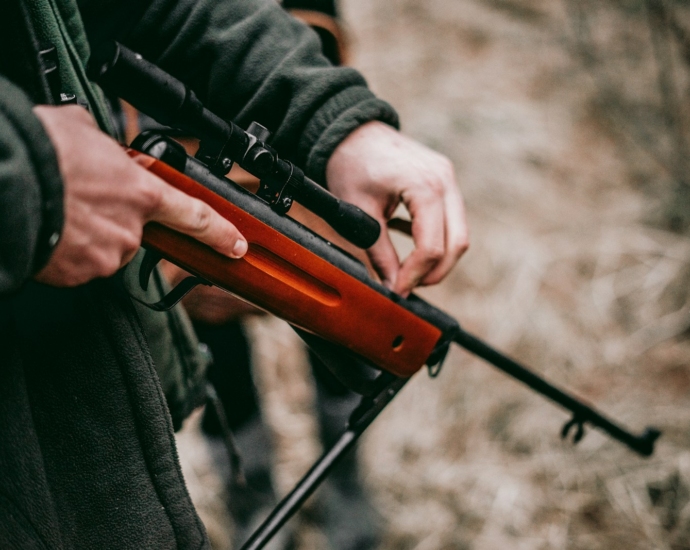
[177,1,690,548]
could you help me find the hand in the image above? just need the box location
[33,105,247,287]
[326,121,469,296]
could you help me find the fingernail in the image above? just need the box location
[232,239,248,258]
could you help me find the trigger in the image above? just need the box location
[139,249,163,291]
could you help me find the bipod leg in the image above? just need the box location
[239,374,408,550]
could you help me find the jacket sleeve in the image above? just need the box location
[0,77,64,295]
[80,0,399,185]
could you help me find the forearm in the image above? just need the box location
[0,77,63,294]
[80,0,398,183]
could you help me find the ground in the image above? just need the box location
[177,1,690,548]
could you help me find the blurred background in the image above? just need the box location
[175,0,690,548]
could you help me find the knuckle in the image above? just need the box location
[138,179,164,214]
[424,177,444,197]
[123,230,142,254]
[419,244,445,264]
[193,203,213,234]
[96,253,121,278]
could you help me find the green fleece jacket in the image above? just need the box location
[0,0,397,547]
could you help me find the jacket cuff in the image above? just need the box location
[0,80,64,274]
[298,85,399,186]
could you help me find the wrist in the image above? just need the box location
[301,88,399,186]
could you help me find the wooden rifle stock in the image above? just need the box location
[130,147,452,378]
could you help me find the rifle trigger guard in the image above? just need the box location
[561,416,585,444]
[139,249,163,291]
[131,275,211,312]
[132,248,211,311]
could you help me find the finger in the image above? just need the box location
[365,208,401,289]
[419,184,469,285]
[394,188,446,296]
[150,181,247,258]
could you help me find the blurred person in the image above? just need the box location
[196,322,384,550]
[0,0,467,548]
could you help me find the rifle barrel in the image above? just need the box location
[453,329,660,456]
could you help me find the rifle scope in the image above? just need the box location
[87,41,381,250]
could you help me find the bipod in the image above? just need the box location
[239,373,407,550]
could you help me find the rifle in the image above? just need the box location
[88,41,661,550]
